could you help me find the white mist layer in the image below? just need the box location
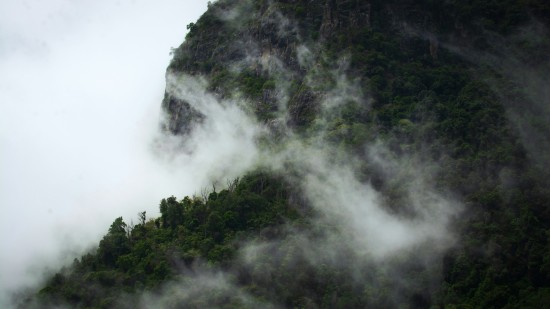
[300,148,457,259]
[165,72,460,260]
[0,0,211,307]
[137,271,279,309]
[0,0,464,306]
[159,74,263,183]
[129,69,461,307]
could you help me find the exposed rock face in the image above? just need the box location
[163,1,324,135]
[161,93,204,135]
[320,0,371,38]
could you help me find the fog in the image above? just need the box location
[0,0,211,306]
[149,0,462,297]
[1,0,467,307]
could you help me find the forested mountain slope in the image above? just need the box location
[21,0,550,308]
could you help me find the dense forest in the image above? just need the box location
[20,0,550,308]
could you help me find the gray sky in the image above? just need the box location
[0,0,210,305]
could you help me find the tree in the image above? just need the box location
[98,217,130,267]
[139,211,146,226]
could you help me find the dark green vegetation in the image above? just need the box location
[25,173,306,308]
[25,0,550,308]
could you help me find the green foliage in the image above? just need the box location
[237,70,275,98]
[26,0,550,308]
[30,172,301,307]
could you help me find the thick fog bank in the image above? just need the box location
[0,1,211,307]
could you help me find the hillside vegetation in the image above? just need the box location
[23,0,550,308]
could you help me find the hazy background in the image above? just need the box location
[0,0,210,306]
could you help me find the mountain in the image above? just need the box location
[20,0,550,308]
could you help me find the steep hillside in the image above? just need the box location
[22,0,550,308]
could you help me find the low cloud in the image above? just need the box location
[0,0,211,307]
[133,0,464,303]
[136,270,279,309]
[156,74,264,184]
[152,69,462,305]
[4,1,467,307]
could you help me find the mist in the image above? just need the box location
[144,0,462,305]
[0,0,212,306]
[154,52,460,307]
[2,0,470,307]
